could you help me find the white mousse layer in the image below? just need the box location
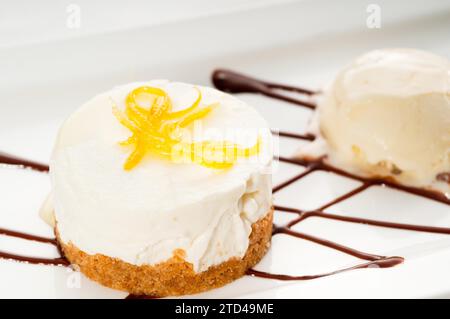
[48,81,272,272]
[299,49,450,194]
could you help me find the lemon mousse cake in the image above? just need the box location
[299,49,450,195]
[45,81,273,296]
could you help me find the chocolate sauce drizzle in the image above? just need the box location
[0,152,49,172]
[0,155,68,266]
[0,70,449,298]
[212,69,317,109]
[212,69,450,281]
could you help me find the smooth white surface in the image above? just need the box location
[1,1,450,298]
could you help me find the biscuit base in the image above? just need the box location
[57,209,273,297]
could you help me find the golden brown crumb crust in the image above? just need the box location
[57,209,273,297]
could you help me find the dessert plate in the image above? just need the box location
[0,1,449,298]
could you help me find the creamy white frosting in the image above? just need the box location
[47,81,272,272]
[298,49,450,195]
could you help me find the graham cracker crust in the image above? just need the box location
[57,209,273,297]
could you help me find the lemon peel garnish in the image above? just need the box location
[113,85,261,170]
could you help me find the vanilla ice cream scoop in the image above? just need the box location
[301,49,450,194]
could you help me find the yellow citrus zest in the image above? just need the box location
[112,86,260,170]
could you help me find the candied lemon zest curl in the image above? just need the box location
[112,86,261,170]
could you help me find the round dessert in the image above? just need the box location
[300,48,450,194]
[47,80,273,296]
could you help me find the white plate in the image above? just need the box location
[0,0,449,298]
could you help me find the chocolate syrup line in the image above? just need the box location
[0,251,69,266]
[276,131,315,141]
[212,69,317,109]
[213,69,450,282]
[0,152,49,172]
[317,183,371,210]
[0,227,57,245]
[247,257,404,281]
[212,69,317,95]
[307,211,450,235]
[272,205,303,214]
[260,90,317,110]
